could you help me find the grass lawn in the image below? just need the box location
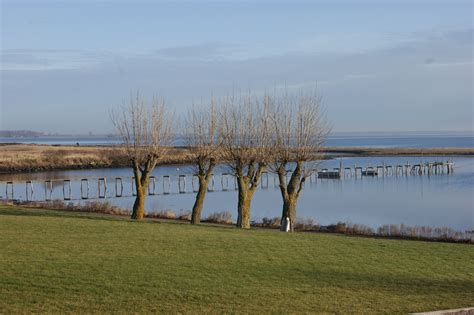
[1,206,473,313]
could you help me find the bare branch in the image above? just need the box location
[111,92,173,167]
[110,92,173,220]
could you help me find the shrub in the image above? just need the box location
[145,209,176,219]
[261,217,281,228]
[178,210,192,221]
[19,200,130,216]
[205,211,233,224]
[294,218,319,231]
[79,201,130,216]
[43,200,69,210]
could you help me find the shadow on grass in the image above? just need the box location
[0,206,286,237]
[0,206,145,224]
[297,266,474,298]
[0,206,242,231]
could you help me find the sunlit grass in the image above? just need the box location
[1,206,473,313]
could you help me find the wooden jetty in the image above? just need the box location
[0,160,455,202]
[362,169,378,176]
[317,169,341,179]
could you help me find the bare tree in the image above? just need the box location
[111,93,173,220]
[185,98,220,224]
[219,93,272,229]
[270,90,330,232]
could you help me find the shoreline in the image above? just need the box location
[323,146,474,156]
[0,143,473,174]
[2,203,473,244]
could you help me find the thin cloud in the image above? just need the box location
[154,42,237,60]
[424,61,473,68]
[1,49,117,71]
[343,74,377,80]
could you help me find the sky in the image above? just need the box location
[0,0,473,134]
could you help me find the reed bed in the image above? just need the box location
[2,143,472,173]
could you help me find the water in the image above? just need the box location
[1,156,473,232]
[324,132,473,148]
[1,132,473,148]
[0,135,122,146]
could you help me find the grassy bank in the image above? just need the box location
[1,206,473,313]
[1,143,473,173]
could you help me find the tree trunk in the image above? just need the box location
[237,191,251,229]
[129,158,156,220]
[131,186,146,220]
[191,177,208,224]
[280,196,296,232]
[277,161,304,232]
[235,161,264,229]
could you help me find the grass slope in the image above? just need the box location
[1,206,473,313]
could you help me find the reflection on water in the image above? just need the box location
[1,156,473,231]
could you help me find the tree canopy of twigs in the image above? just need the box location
[269,89,331,231]
[111,92,173,220]
[185,98,220,224]
[218,92,272,228]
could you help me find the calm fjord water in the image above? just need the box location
[1,133,472,230]
[1,156,473,232]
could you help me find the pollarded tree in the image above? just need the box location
[219,93,272,229]
[185,98,220,224]
[270,90,330,232]
[111,93,173,220]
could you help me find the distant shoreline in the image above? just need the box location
[1,131,473,148]
[323,146,474,156]
[0,143,473,174]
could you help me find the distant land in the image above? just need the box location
[1,130,472,138]
[0,130,44,137]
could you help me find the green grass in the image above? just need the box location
[1,206,473,313]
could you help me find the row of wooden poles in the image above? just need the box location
[1,160,455,202]
[322,160,455,178]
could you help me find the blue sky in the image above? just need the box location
[1,0,473,134]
